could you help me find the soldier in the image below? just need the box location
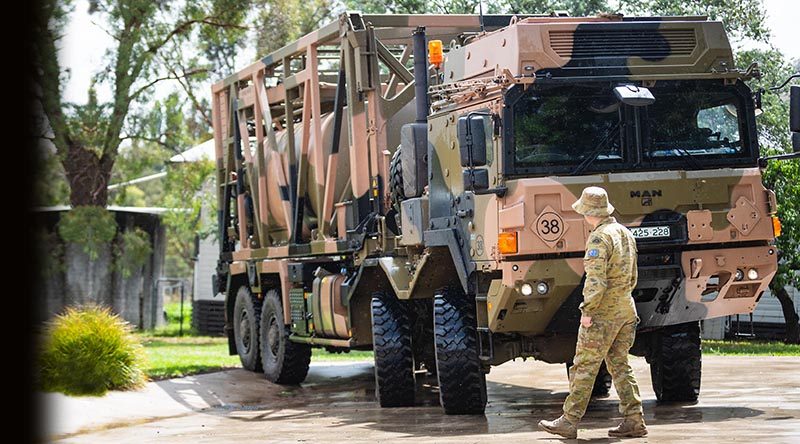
[539,186,648,439]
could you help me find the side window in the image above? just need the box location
[697,104,741,150]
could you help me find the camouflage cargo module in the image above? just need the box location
[212,11,799,414]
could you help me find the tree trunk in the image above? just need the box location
[770,281,800,344]
[62,143,114,207]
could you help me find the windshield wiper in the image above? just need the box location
[647,145,702,170]
[571,122,621,175]
[671,146,702,170]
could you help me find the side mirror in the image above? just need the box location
[458,114,488,167]
[791,85,800,152]
[791,85,799,132]
[753,88,764,116]
[613,85,655,107]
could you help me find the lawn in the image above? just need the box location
[140,303,374,379]
[142,336,239,380]
[141,336,374,380]
[702,339,800,356]
[139,303,798,380]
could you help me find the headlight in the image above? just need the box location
[520,283,533,296]
[536,282,549,295]
[747,269,759,280]
[734,269,744,281]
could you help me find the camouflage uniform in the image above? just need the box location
[562,214,644,423]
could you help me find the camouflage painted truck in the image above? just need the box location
[212,12,798,414]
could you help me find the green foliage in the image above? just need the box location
[501,0,608,15]
[146,301,196,337]
[253,0,334,55]
[33,144,70,206]
[617,0,770,42]
[162,158,216,277]
[115,228,153,279]
[57,206,117,260]
[65,86,111,159]
[139,335,373,380]
[114,185,148,207]
[39,305,147,396]
[35,0,250,207]
[703,339,800,356]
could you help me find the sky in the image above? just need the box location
[59,0,800,106]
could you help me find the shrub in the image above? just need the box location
[39,305,147,396]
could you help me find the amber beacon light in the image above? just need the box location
[428,40,443,67]
[772,216,782,237]
[498,232,518,254]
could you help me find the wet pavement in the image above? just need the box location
[50,356,800,443]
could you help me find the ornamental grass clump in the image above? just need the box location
[39,305,147,396]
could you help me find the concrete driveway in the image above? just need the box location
[46,355,800,443]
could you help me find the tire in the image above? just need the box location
[260,289,311,384]
[433,287,487,415]
[233,286,263,372]
[566,360,611,397]
[389,147,405,212]
[371,291,415,407]
[649,321,702,402]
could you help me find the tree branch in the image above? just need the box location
[130,16,248,82]
[128,67,209,102]
[119,134,173,150]
[166,63,213,128]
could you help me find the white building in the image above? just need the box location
[170,139,225,335]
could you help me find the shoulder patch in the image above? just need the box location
[588,248,600,257]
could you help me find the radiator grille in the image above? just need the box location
[549,28,696,60]
[289,288,306,322]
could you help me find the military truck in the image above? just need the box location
[212,12,797,414]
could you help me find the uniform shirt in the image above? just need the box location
[579,216,638,320]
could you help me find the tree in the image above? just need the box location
[253,0,334,55]
[109,89,216,277]
[617,0,769,41]
[32,0,248,208]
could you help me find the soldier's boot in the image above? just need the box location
[538,415,578,439]
[608,414,648,438]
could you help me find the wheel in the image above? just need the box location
[433,287,487,415]
[233,286,262,372]
[649,321,702,402]
[371,291,415,407]
[260,289,311,384]
[389,147,405,212]
[566,360,611,397]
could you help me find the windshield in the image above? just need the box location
[506,80,754,175]
[513,84,624,168]
[643,84,746,160]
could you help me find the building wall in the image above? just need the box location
[193,235,218,301]
[35,209,166,330]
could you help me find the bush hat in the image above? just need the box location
[572,186,614,217]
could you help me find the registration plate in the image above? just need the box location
[630,225,671,239]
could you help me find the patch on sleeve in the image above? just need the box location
[588,248,600,257]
